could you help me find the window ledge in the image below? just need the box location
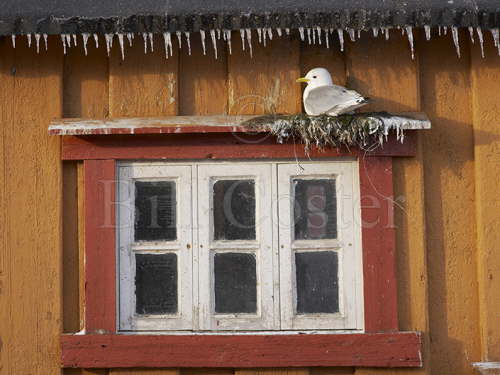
[48,113,431,136]
[61,332,423,368]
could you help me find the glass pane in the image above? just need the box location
[214,253,257,314]
[135,181,176,241]
[293,179,337,240]
[213,179,256,240]
[295,251,339,314]
[135,253,178,315]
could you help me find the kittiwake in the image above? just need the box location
[296,67,368,116]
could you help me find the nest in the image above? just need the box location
[243,112,406,154]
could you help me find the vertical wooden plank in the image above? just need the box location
[0,35,63,374]
[64,35,109,118]
[0,35,15,375]
[63,162,81,333]
[109,37,178,117]
[228,34,301,115]
[347,31,429,375]
[84,159,117,333]
[470,38,500,361]
[108,32,179,375]
[420,31,481,374]
[179,33,228,115]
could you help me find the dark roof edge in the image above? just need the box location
[1,9,500,36]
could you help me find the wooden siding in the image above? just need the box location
[0,30,499,375]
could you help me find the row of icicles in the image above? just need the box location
[8,25,500,60]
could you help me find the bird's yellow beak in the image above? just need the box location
[296,77,309,83]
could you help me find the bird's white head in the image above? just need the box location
[296,67,333,88]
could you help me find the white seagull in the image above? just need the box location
[296,67,369,116]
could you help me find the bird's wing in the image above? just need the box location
[305,85,365,115]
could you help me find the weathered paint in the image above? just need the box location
[0,30,499,375]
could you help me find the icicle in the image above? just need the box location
[217,29,221,40]
[308,28,313,44]
[35,33,40,53]
[61,35,67,54]
[225,30,232,54]
[263,28,267,47]
[357,29,361,39]
[210,29,218,59]
[267,28,273,41]
[468,27,475,44]
[325,29,329,48]
[176,31,182,49]
[72,34,77,46]
[337,29,344,52]
[384,27,390,40]
[348,28,355,42]
[127,33,134,47]
[424,25,431,41]
[438,26,442,36]
[11,35,15,48]
[82,33,90,56]
[372,27,379,38]
[93,34,99,49]
[27,34,32,48]
[257,28,262,44]
[200,30,207,55]
[317,27,322,45]
[142,33,148,53]
[148,33,154,52]
[162,32,173,58]
[277,28,282,37]
[105,33,113,56]
[452,26,460,57]
[491,28,499,47]
[240,29,246,51]
[401,28,405,35]
[477,27,485,58]
[285,28,290,35]
[246,28,253,58]
[118,33,125,60]
[298,27,305,41]
[65,34,72,48]
[43,34,48,51]
[185,32,191,55]
[491,28,500,56]
[405,26,415,60]
[444,26,448,35]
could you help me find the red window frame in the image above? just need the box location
[59,130,423,369]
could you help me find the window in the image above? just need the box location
[117,160,363,332]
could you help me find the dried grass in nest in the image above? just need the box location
[244,112,406,154]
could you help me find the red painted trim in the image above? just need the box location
[61,332,422,368]
[84,160,117,333]
[62,132,417,160]
[359,156,398,332]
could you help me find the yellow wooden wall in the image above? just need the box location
[0,29,498,375]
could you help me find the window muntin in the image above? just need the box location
[118,161,363,332]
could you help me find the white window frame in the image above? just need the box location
[117,160,363,332]
[277,162,364,330]
[118,164,193,330]
[197,164,276,330]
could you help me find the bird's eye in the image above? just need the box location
[313,75,317,78]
